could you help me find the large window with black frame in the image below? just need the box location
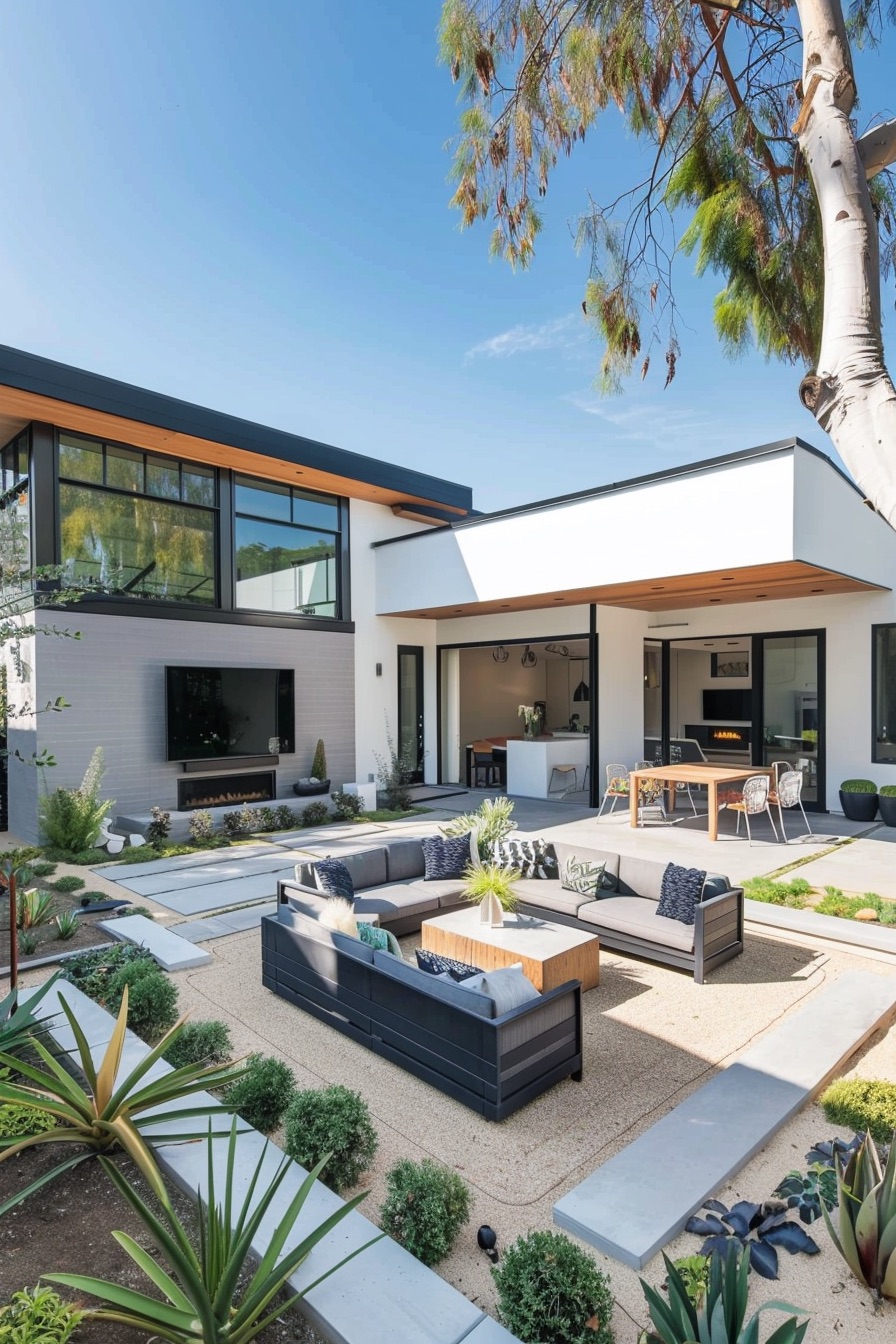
[873,624,896,765]
[233,475,341,618]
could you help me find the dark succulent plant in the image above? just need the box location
[805,1135,865,1168]
[773,1163,838,1223]
[685,1198,819,1280]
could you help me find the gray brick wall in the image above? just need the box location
[6,612,355,842]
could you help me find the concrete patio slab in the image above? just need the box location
[98,843,283,880]
[109,851,305,897]
[99,914,213,970]
[552,970,896,1269]
[779,829,896,899]
[746,898,896,955]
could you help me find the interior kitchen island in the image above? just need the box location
[506,735,590,799]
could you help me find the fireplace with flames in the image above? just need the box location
[177,771,276,811]
[684,724,752,753]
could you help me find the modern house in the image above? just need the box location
[2,343,895,841]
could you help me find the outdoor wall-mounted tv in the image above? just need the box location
[166,666,295,762]
[702,688,752,722]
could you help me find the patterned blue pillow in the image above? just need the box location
[656,863,707,925]
[313,857,354,903]
[415,948,483,981]
[421,835,471,881]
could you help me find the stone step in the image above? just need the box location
[553,970,896,1269]
[98,913,212,970]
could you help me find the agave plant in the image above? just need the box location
[0,974,60,1058]
[0,986,249,1214]
[47,1119,380,1344]
[640,1245,809,1344]
[822,1130,896,1301]
[17,887,57,930]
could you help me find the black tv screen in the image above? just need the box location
[703,688,752,722]
[166,667,295,762]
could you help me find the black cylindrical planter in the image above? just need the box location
[839,790,879,822]
[877,794,896,827]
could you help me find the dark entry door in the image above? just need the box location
[398,646,425,783]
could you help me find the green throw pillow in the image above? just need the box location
[356,921,403,957]
[560,855,606,897]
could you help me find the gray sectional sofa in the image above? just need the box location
[276,836,744,984]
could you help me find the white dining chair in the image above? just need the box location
[727,775,780,845]
[769,769,812,840]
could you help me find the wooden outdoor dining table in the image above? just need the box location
[628,763,776,841]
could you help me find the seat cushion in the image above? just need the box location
[657,863,707,926]
[616,854,669,901]
[371,949,493,1018]
[338,848,389,891]
[407,877,467,906]
[513,878,597,918]
[385,839,426,882]
[579,896,695,952]
[353,883,441,923]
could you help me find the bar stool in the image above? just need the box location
[549,765,577,798]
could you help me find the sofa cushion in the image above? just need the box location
[493,838,558,880]
[560,854,607,897]
[314,858,354,903]
[552,843,619,891]
[371,949,493,1018]
[702,874,731,900]
[616,854,668,901]
[282,888,329,921]
[407,877,467,906]
[415,947,483,981]
[338,848,389,891]
[460,963,540,1017]
[277,907,375,963]
[513,878,597,918]
[385,839,426,882]
[421,834,472,881]
[657,863,707,926]
[353,883,441,923]
[579,895,694,952]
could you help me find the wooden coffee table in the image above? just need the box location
[421,906,600,992]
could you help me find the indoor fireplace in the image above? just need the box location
[177,771,276,811]
[684,724,752,753]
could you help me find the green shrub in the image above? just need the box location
[102,959,179,1042]
[742,877,810,909]
[38,747,112,852]
[42,846,110,865]
[163,1019,233,1071]
[284,1084,378,1193]
[0,1099,57,1138]
[18,929,38,956]
[222,1053,295,1133]
[311,738,328,780]
[147,805,171,847]
[223,810,249,836]
[274,804,298,830]
[879,900,896,926]
[493,1229,614,1344]
[16,888,56,929]
[257,806,278,832]
[0,1287,85,1344]
[189,809,216,843]
[820,1077,896,1145]
[29,860,57,878]
[78,889,111,904]
[50,874,86,893]
[379,1158,470,1265]
[331,790,363,821]
[301,800,330,827]
[54,911,79,940]
[60,943,155,1001]
[880,784,896,798]
[839,778,878,792]
[815,889,885,920]
[373,720,415,812]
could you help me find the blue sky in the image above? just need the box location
[2,2,894,512]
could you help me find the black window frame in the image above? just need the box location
[872,623,896,765]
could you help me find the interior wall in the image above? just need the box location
[762,637,817,737]
[458,647,547,745]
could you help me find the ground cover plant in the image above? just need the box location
[0,1287,84,1344]
[284,1085,378,1194]
[741,877,811,909]
[493,1228,614,1344]
[2,870,123,967]
[819,1076,896,1144]
[814,886,896,923]
[379,1158,470,1266]
[684,1197,819,1279]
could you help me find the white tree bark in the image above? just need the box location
[793,0,896,524]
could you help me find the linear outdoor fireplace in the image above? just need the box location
[684,724,752,753]
[177,771,276,811]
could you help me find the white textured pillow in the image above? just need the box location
[318,897,358,937]
[459,962,540,1017]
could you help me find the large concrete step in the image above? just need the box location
[553,971,896,1269]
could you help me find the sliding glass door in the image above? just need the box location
[398,646,425,784]
[757,631,824,809]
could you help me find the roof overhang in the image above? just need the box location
[0,344,472,516]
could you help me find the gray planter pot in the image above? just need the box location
[877,793,896,827]
[839,789,879,822]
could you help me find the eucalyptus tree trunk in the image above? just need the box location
[794,0,896,524]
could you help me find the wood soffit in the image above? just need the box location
[386,561,888,618]
[0,389,467,515]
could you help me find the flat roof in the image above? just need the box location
[0,344,473,515]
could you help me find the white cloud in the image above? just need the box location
[567,394,736,448]
[464,313,583,362]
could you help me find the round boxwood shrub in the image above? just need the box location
[380,1158,470,1266]
[820,1076,896,1145]
[29,860,58,879]
[284,1084,378,1193]
[106,960,179,1043]
[839,779,878,792]
[221,1053,295,1133]
[162,1019,233,1071]
[301,801,330,827]
[493,1229,614,1344]
[51,874,86,893]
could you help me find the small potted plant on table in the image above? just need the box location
[462,862,520,928]
[839,778,879,822]
[293,739,331,797]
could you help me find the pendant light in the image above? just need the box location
[572,657,589,701]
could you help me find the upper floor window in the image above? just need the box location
[874,625,896,764]
[234,475,341,618]
[1,429,31,579]
[58,433,217,604]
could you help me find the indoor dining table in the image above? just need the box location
[627,763,776,841]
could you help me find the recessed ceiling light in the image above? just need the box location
[721,577,734,582]
[811,588,824,593]
[500,604,510,608]
[710,598,721,603]
[756,593,768,598]
[553,597,564,602]
[650,586,665,591]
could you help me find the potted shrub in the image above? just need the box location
[293,738,331,797]
[878,784,896,827]
[839,778,879,822]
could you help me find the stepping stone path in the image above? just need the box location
[99,914,212,970]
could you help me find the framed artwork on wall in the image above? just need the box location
[711,654,749,678]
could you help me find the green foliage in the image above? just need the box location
[162,1019,233,1071]
[311,738,328,779]
[28,860,57,878]
[0,975,60,1060]
[53,911,79,941]
[147,805,172,847]
[667,1255,710,1310]
[222,810,248,836]
[640,1245,808,1343]
[284,1084,378,1194]
[820,1077,896,1146]
[0,988,248,1216]
[41,846,109,865]
[331,790,364,821]
[773,1164,838,1224]
[301,800,330,827]
[106,960,179,1043]
[38,747,112,851]
[441,795,515,859]
[17,930,38,956]
[373,718,416,812]
[16,888,56,929]
[742,877,810,909]
[0,1286,85,1344]
[221,1053,295,1134]
[462,862,520,912]
[256,806,278,832]
[189,809,216,843]
[880,785,896,798]
[822,1131,896,1301]
[839,779,878,793]
[79,889,110,904]
[46,1119,377,1344]
[493,1229,614,1344]
[274,804,297,830]
[815,888,886,920]
[50,874,86,893]
[0,1098,56,1139]
[379,1158,470,1266]
[59,942,154,1001]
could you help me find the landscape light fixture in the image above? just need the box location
[477,1225,499,1263]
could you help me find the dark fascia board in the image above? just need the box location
[371,436,853,548]
[0,344,473,513]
